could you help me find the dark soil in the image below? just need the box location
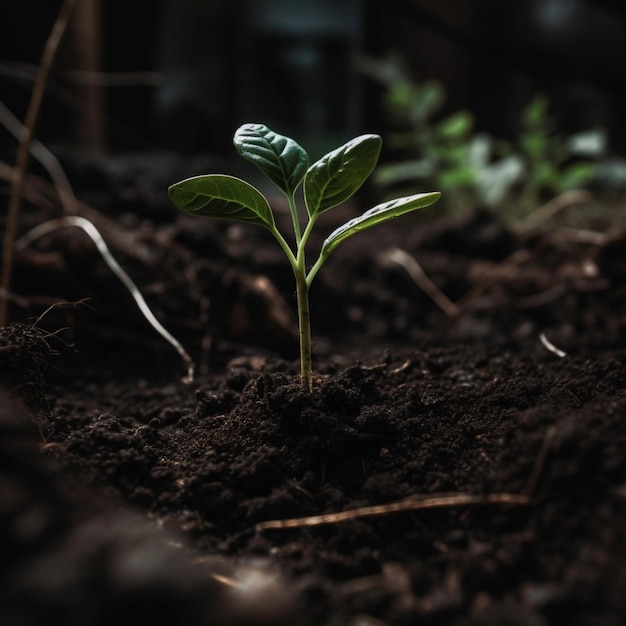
[2,151,626,626]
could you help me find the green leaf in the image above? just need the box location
[304,134,382,218]
[523,94,549,126]
[558,162,596,190]
[233,123,309,195]
[437,111,473,140]
[168,174,275,229]
[320,192,441,260]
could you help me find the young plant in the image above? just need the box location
[168,123,440,391]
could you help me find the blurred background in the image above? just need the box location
[1,0,625,209]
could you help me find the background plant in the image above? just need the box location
[169,123,440,391]
[359,55,607,217]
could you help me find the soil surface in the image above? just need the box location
[2,151,626,626]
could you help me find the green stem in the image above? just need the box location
[269,225,297,269]
[294,216,314,391]
[270,222,313,390]
[287,193,301,245]
[295,265,313,392]
[306,252,325,288]
[298,214,320,288]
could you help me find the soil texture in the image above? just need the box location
[2,151,626,626]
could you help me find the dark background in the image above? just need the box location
[1,0,624,158]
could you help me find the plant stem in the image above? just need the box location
[270,216,312,390]
[269,223,313,389]
[295,263,313,392]
[269,226,297,268]
[306,253,325,288]
[287,193,302,245]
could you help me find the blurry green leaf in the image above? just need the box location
[533,162,560,189]
[437,111,473,140]
[523,94,550,126]
[409,80,445,122]
[438,167,474,189]
[520,130,548,160]
[373,160,434,185]
[387,81,413,110]
[558,162,596,190]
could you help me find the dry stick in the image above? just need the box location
[383,246,534,317]
[553,227,609,246]
[256,492,529,532]
[0,164,58,215]
[0,101,76,213]
[0,0,79,326]
[384,242,537,316]
[0,159,157,265]
[383,247,460,317]
[15,217,195,384]
[513,189,595,235]
[454,248,535,310]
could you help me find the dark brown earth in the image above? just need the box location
[2,151,626,626]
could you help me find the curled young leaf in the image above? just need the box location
[168,174,275,229]
[320,192,441,261]
[304,134,382,218]
[234,123,309,196]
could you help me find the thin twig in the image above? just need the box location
[513,190,595,235]
[383,247,460,317]
[518,283,569,309]
[0,101,77,213]
[256,492,529,532]
[0,0,79,326]
[553,227,609,246]
[0,160,157,266]
[29,298,91,331]
[539,333,567,358]
[455,249,535,309]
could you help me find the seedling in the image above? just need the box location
[169,123,440,391]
